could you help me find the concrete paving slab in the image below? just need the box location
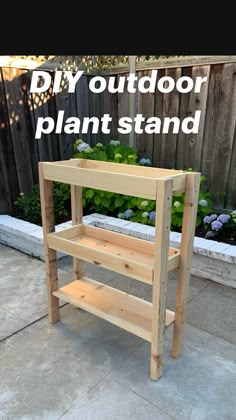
[104,271,211,312]
[0,244,73,340]
[110,325,236,420]
[60,376,174,420]
[187,282,236,344]
[0,307,27,341]
[0,304,143,420]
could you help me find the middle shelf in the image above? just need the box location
[47,224,180,284]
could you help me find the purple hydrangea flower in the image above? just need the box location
[209,214,218,222]
[203,215,211,224]
[211,220,223,231]
[149,211,156,221]
[124,209,133,219]
[217,214,230,224]
[77,142,90,152]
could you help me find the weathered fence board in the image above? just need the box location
[2,67,34,194]
[201,63,236,207]
[160,67,181,169]
[137,70,155,160]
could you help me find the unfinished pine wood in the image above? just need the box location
[71,184,84,280]
[39,158,200,381]
[38,163,60,323]
[47,224,180,284]
[42,160,186,195]
[172,172,201,358]
[151,178,173,381]
[53,277,175,342]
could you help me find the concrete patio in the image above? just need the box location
[0,242,236,419]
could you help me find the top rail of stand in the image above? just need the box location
[40,158,191,198]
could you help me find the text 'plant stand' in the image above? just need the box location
[39,158,200,381]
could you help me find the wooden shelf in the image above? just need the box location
[53,277,175,342]
[47,224,180,284]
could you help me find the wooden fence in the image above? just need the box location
[0,56,236,214]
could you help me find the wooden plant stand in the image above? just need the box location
[39,158,200,381]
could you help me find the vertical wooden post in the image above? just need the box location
[128,55,137,148]
[38,162,60,323]
[71,184,84,279]
[172,172,201,358]
[151,178,173,380]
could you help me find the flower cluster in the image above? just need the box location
[118,209,156,222]
[203,211,236,240]
[139,158,152,166]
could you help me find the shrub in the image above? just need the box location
[73,139,152,215]
[74,140,212,231]
[14,139,213,234]
[14,182,71,225]
[203,210,236,242]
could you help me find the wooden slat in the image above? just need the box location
[172,172,201,358]
[71,184,84,280]
[80,158,184,176]
[98,75,118,144]
[201,63,236,207]
[47,231,153,284]
[117,73,130,145]
[88,75,101,146]
[55,72,77,159]
[84,224,154,254]
[42,163,158,199]
[160,67,181,169]
[53,277,175,342]
[102,56,236,75]
[0,68,18,213]
[31,70,56,161]
[153,68,165,167]
[2,67,34,193]
[129,56,137,148]
[75,75,91,144]
[151,178,173,381]
[225,129,236,209]
[176,65,210,171]
[137,70,155,161]
[38,163,60,324]
[168,252,180,272]
[49,223,180,271]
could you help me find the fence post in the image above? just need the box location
[128,56,137,148]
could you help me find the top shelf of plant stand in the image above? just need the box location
[41,159,187,197]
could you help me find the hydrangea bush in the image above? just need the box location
[74,139,213,230]
[203,211,236,241]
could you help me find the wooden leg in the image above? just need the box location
[71,185,84,279]
[39,163,60,323]
[151,178,173,380]
[171,173,200,358]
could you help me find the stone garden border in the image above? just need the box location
[0,213,235,288]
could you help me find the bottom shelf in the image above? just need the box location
[53,277,175,342]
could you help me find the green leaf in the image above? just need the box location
[94,195,101,206]
[85,189,94,199]
[114,197,125,207]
